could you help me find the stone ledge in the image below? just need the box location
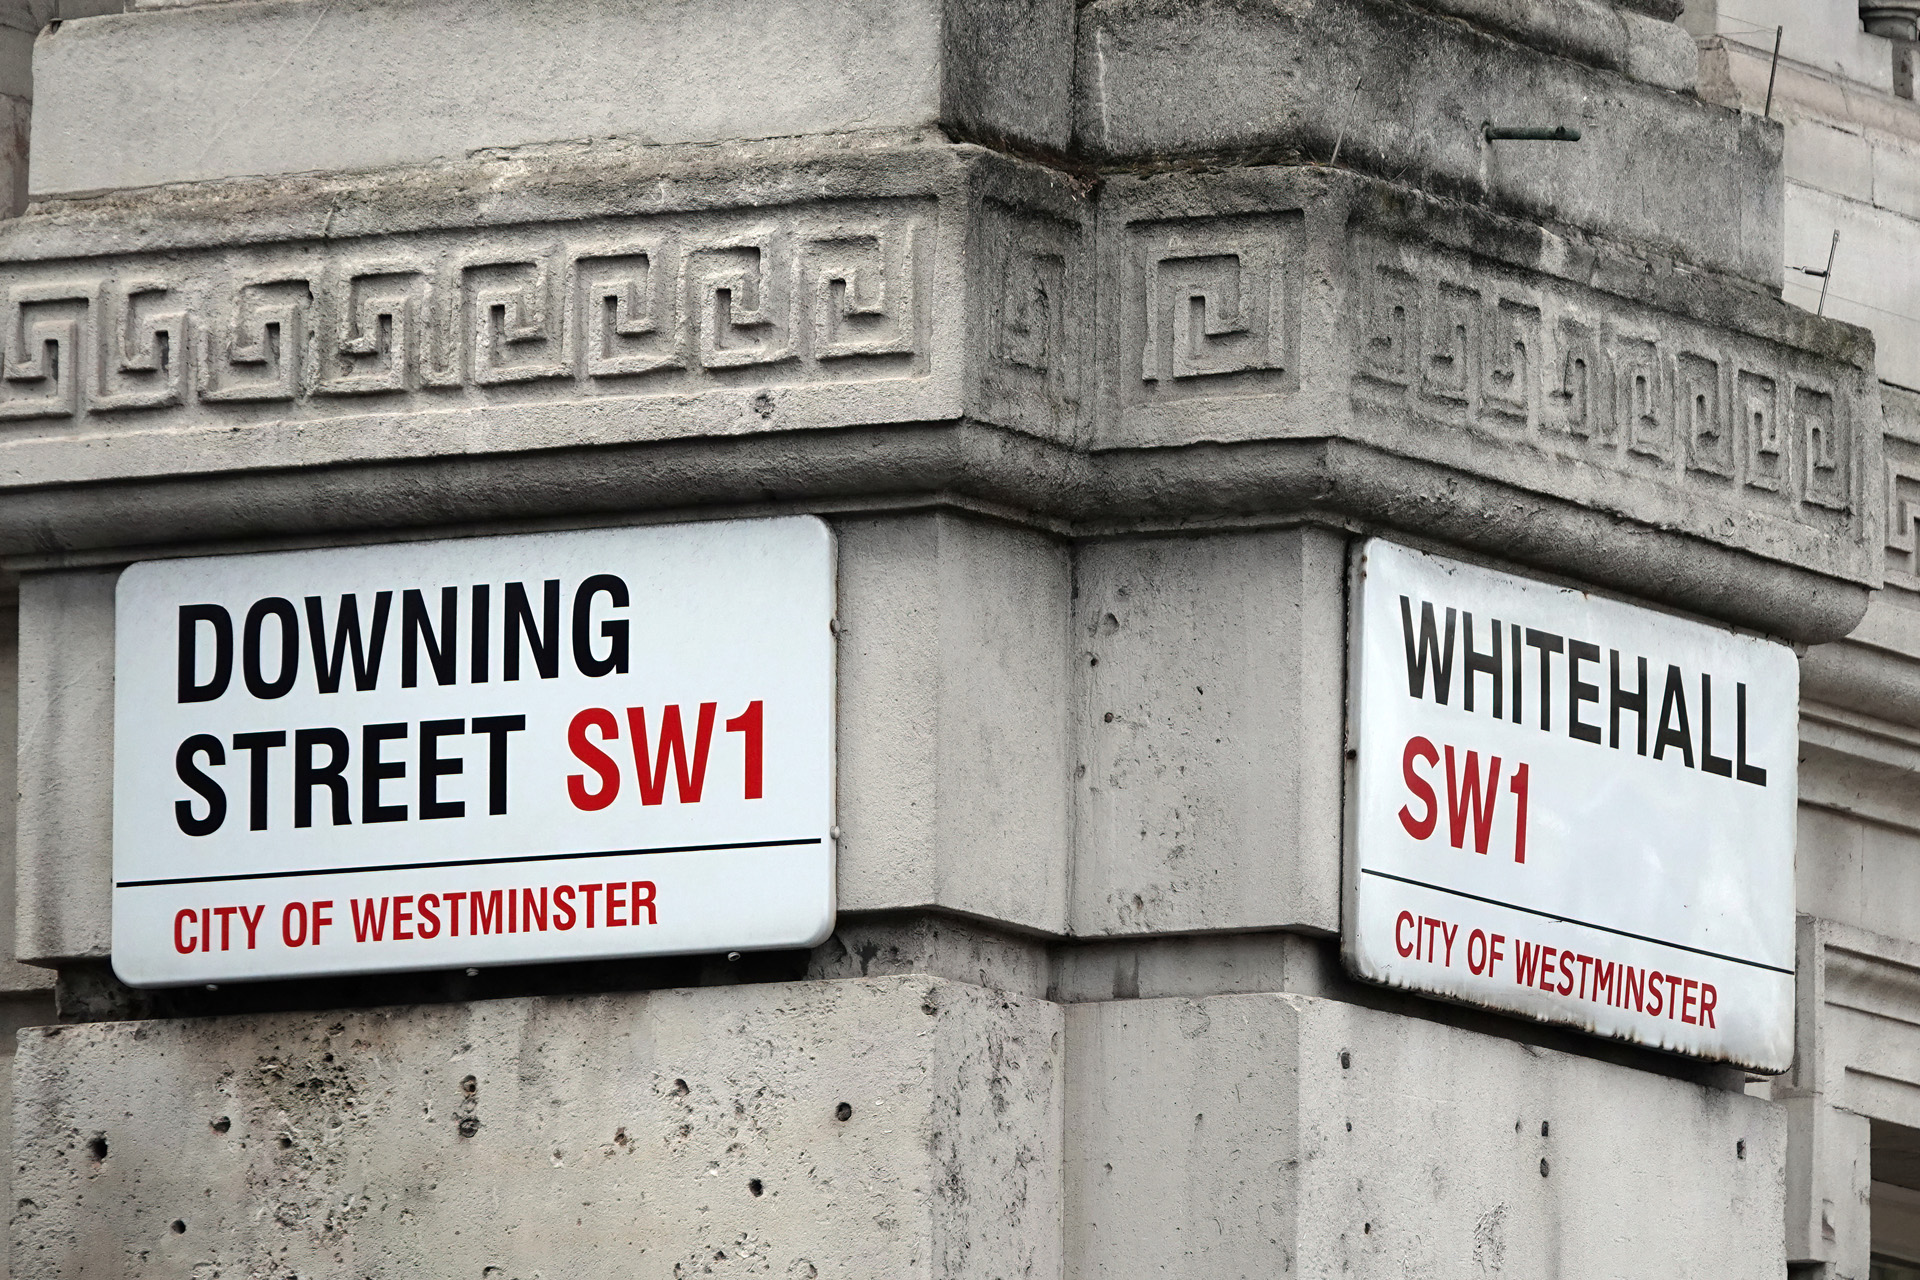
[28,0,1075,195]
[9,974,1773,1279]
[1790,917,1920,1130]
[0,427,1876,645]
[1413,0,1696,93]
[0,142,1881,642]
[34,0,1756,290]
[1075,0,1783,286]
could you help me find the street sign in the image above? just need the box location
[1345,538,1797,1071]
[112,516,836,987]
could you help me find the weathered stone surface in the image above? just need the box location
[1418,0,1696,92]
[0,605,54,992]
[1066,991,1786,1278]
[1076,0,1783,287]
[1781,1093,1873,1277]
[0,140,1877,643]
[1797,387,1920,746]
[1072,527,1345,937]
[12,976,1063,1279]
[1770,917,1920,1274]
[11,568,112,965]
[1787,918,1920,1131]
[28,0,1073,195]
[836,512,1071,933]
[1089,165,1880,601]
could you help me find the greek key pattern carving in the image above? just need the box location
[976,199,1085,439]
[1125,212,1301,405]
[1352,243,1860,530]
[0,202,930,424]
[1885,437,1920,587]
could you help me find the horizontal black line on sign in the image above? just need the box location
[115,837,825,889]
[1360,868,1793,975]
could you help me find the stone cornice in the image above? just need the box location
[0,139,1881,643]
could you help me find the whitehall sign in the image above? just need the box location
[1345,539,1797,1072]
[112,517,836,987]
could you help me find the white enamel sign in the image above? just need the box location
[1346,539,1797,1071]
[113,517,836,987]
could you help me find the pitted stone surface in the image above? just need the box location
[1066,991,1786,1278]
[1072,527,1346,938]
[12,976,1063,1279]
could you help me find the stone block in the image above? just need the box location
[0,605,54,990]
[27,0,1072,196]
[1075,0,1785,288]
[1066,991,1786,1278]
[1049,930,1331,1003]
[1871,135,1920,221]
[1684,0,1895,95]
[12,975,1063,1279]
[1796,805,1920,947]
[1789,918,1920,1128]
[1785,120,1875,202]
[836,512,1071,934]
[1071,527,1345,937]
[12,568,114,965]
[1784,1095,1873,1275]
[1422,0,1696,92]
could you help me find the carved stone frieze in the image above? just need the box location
[1348,235,1868,561]
[1886,432,1920,591]
[1089,170,1877,591]
[1127,212,1299,401]
[0,148,1883,638]
[969,197,1089,445]
[0,201,933,425]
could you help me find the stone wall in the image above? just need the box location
[1,0,1908,1276]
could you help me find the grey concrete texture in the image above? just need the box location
[12,975,1064,1279]
[9,973,1786,1280]
[0,608,54,992]
[808,912,1341,1006]
[1796,796,1920,947]
[1419,0,1697,90]
[11,569,112,965]
[835,513,1071,934]
[1788,917,1920,1134]
[1804,387,1920,729]
[1771,915,1920,1274]
[1072,527,1345,937]
[0,138,1878,644]
[1067,991,1787,1277]
[1075,0,1785,288]
[26,0,1073,196]
[1782,1093,1871,1276]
